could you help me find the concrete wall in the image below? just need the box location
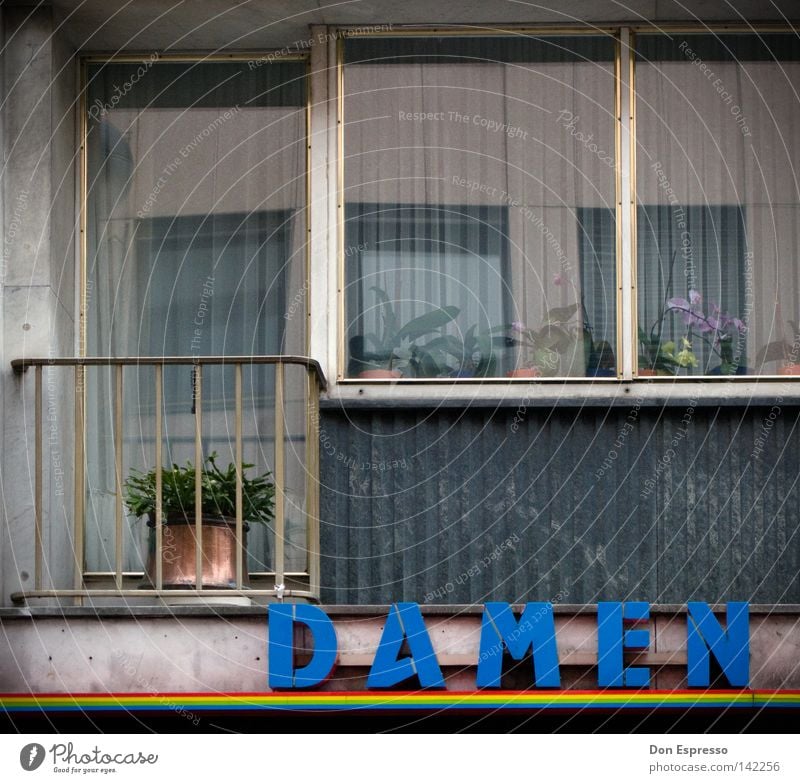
[1,5,76,606]
[1,605,798,693]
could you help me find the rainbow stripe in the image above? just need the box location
[1,690,799,713]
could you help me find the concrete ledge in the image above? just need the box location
[321,380,800,409]
[2,603,800,618]
[1,605,798,692]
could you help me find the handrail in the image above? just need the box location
[9,354,325,606]
[11,355,327,390]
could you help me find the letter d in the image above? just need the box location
[268,605,337,688]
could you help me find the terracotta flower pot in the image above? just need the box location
[637,368,658,377]
[778,364,800,376]
[357,369,402,379]
[506,367,541,378]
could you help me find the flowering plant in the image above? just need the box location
[640,288,747,375]
[508,303,584,376]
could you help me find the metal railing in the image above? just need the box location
[10,356,326,605]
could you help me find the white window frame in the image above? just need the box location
[306,23,800,405]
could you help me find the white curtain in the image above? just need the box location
[343,37,618,377]
[636,34,800,374]
[85,61,307,573]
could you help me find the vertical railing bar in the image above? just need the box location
[235,362,244,590]
[114,363,124,590]
[194,363,203,591]
[306,368,320,600]
[154,364,163,591]
[34,365,43,592]
[73,365,85,605]
[274,362,285,595]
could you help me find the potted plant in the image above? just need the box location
[420,323,499,378]
[124,452,275,589]
[504,303,585,377]
[755,320,800,375]
[638,329,697,376]
[637,249,746,376]
[658,291,747,375]
[349,286,460,378]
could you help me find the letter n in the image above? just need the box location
[367,603,444,688]
[268,605,337,688]
[686,602,749,687]
[476,602,560,687]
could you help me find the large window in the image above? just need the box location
[84,59,308,575]
[342,35,619,379]
[636,33,800,376]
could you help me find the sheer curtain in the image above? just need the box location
[343,36,617,378]
[85,61,306,573]
[636,34,800,375]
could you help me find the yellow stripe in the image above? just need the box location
[0,691,771,711]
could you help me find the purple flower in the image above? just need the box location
[511,321,526,333]
[667,297,690,311]
[553,273,565,286]
[689,289,702,306]
[695,318,713,333]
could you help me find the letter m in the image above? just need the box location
[476,602,560,687]
[686,602,749,687]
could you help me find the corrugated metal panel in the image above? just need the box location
[319,406,800,604]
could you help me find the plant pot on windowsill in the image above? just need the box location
[357,369,403,379]
[506,367,542,378]
[145,513,250,589]
[777,363,800,376]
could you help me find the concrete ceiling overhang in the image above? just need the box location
[41,0,799,53]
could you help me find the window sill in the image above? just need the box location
[322,377,800,409]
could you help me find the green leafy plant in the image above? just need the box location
[124,452,275,525]
[638,329,696,374]
[507,303,586,376]
[350,286,460,376]
[420,323,499,377]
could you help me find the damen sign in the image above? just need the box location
[267,601,749,690]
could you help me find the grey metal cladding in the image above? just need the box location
[319,405,800,605]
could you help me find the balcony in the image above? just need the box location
[10,355,326,606]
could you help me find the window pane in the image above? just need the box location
[636,34,800,376]
[343,35,618,379]
[84,60,306,573]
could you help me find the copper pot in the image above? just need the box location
[145,514,249,589]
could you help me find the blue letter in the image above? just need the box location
[268,605,337,688]
[367,603,444,688]
[476,603,560,687]
[687,602,749,687]
[597,602,650,687]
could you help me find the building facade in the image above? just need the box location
[1,1,799,728]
